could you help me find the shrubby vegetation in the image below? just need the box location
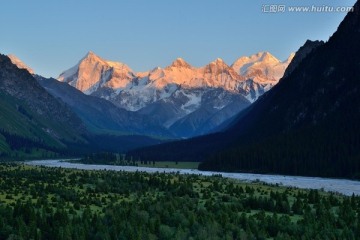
[79,152,199,169]
[0,163,359,239]
[80,152,150,166]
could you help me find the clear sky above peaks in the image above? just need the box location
[0,0,356,77]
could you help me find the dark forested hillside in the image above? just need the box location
[199,0,360,178]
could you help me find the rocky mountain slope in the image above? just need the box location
[7,54,34,74]
[0,54,87,157]
[36,76,173,138]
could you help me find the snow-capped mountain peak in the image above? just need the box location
[259,51,280,64]
[83,51,98,60]
[232,51,294,84]
[202,58,240,81]
[210,58,226,65]
[58,51,134,93]
[7,54,34,74]
[169,58,192,68]
[205,58,231,74]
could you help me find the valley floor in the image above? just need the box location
[27,159,360,196]
[0,163,359,239]
[72,159,200,170]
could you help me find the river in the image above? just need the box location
[25,159,360,196]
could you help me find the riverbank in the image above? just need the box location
[26,159,360,196]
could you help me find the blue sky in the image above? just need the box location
[0,0,356,77]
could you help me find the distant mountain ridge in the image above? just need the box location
[57,51,293,137]
[6,48,294,139]
[59,51,293,105]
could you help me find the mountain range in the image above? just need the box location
[129,0,360,179]
[57,51,293,137]
[1,48,293,158]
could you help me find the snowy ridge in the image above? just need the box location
[232,51,295,83]
[56,51,293,137]
[58,51,294,108]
